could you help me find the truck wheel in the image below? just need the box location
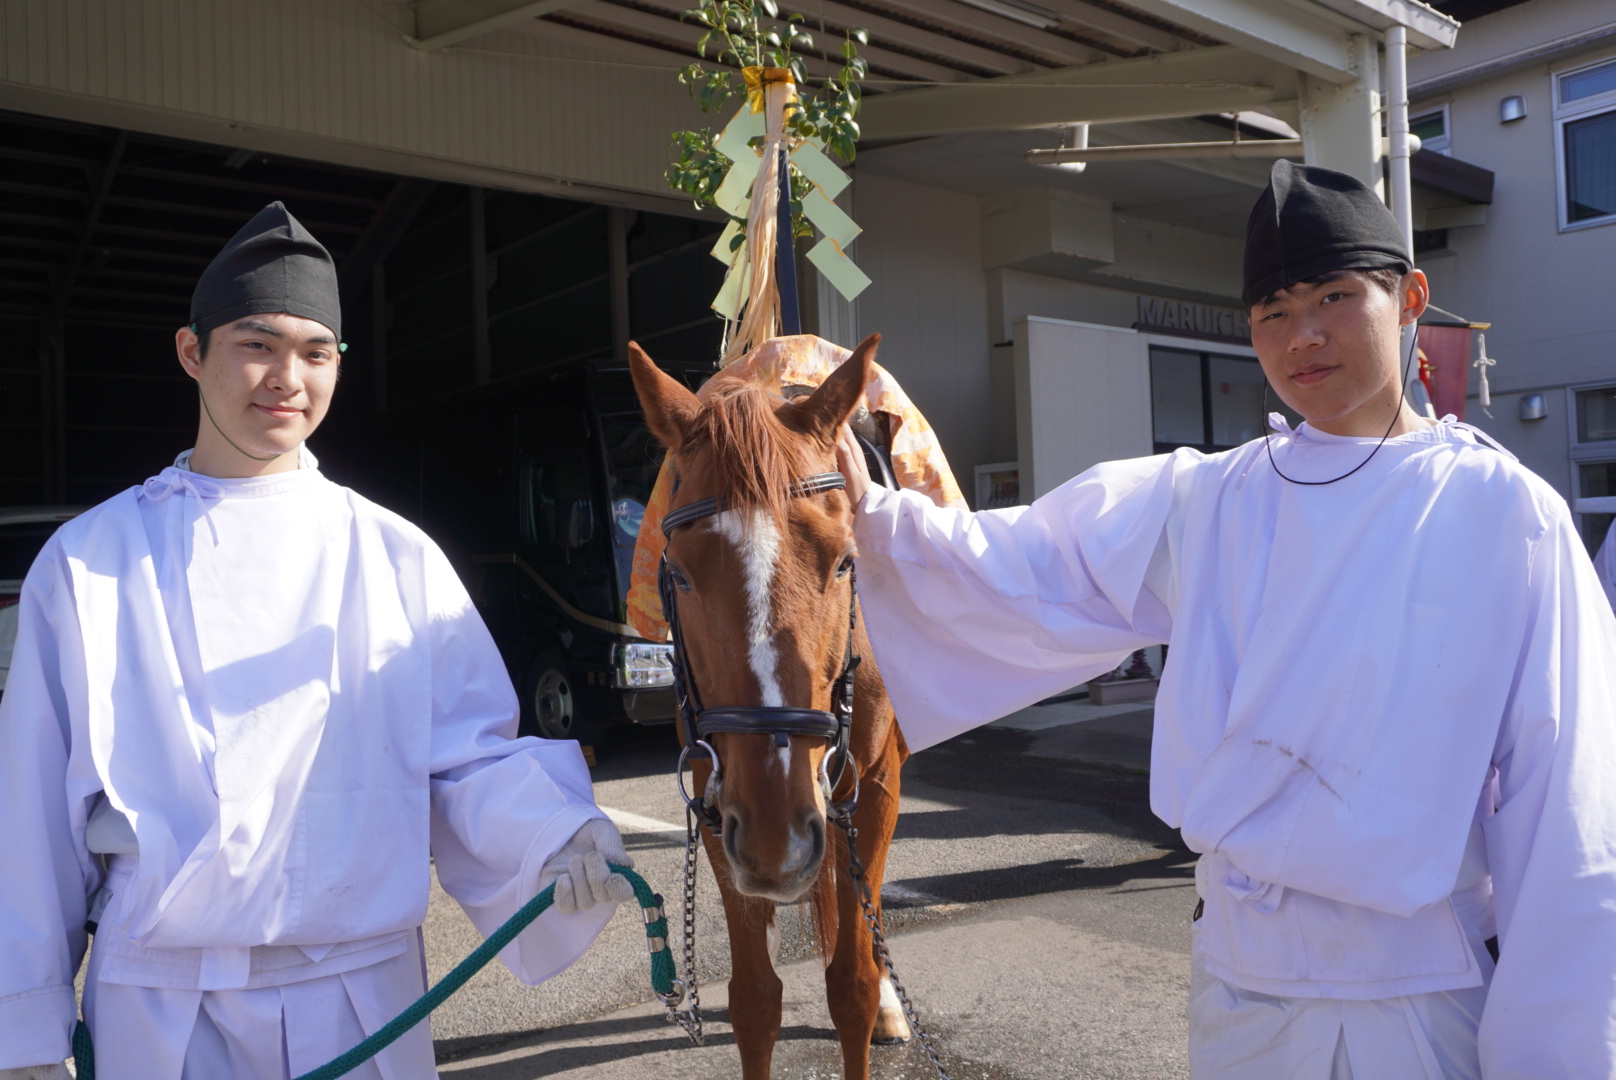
[523,649,602,748]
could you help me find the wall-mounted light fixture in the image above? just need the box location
[1519,392,1547,420]
[1501,95,1527,123]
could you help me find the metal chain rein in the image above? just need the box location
[662,805,706,1044]
[831,809,955,1080]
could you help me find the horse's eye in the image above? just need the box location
[669,566,692,592]
[835,555,854,579]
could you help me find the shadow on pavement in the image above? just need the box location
[908,725,1179,846]
[435,1007,834,1072]
[888,848,1195,908]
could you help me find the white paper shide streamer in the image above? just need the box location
[708,68,870,366]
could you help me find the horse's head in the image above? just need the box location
[629,335,878,902]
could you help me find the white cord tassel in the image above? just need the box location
[721,76,795,366]
[1473,332,1495,410]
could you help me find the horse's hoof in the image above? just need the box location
[872,1003,912,1044]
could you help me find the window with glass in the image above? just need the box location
[1557,57,1616,230]
[1573,386,1616,555]
[1578,461,1616,556]
[1410,108,1450,155]
[1577,385,1616,443]
[599,411,665,612]
[518,447,613,618]
[1149,348,1297,453]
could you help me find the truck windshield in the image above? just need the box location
[600,412,665,618]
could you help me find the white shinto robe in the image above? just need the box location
[852,418,1616,1078]
[0,452,615,1078]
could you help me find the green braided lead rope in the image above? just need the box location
[71,1017,94,1080]
[71,864,674,1080]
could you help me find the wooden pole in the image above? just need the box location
[775,145,800,336]
[469,187,491,386]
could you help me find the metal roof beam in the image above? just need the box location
[116,165,384,209]
[408,0,583,51]
[1304,0,1458,51]
[50,130,127,319]
[567,1,973,82]
[538,5,817,75]
[1109,0,1366,83]
[338,179,438,299]
[850,0,1098,66]
[1037,0,1192,52]
[860,44,1298,139]
[808,1,1037,76]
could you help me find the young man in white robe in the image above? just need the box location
[834,161,1616,1078]
[0,203,636,1080]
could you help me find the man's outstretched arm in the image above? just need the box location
[837,429,1180,752]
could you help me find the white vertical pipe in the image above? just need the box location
[1386,25,1414,260]
[1384,24,1427,413]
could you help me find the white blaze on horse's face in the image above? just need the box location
[710,508,786,711]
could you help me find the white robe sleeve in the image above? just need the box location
[1478,504,1616,1078]
[0,543,99,1069]
[1594,517,1616,613]
[853,453,1180,751]
[421,544,613,986]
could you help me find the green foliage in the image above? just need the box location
[665,0,865,233]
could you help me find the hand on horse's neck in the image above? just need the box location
[835,426,873,508]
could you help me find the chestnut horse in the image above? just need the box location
[629,335,911,1080]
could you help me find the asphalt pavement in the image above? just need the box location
[423,698,1197,1079]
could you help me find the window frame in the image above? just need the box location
[1410,105,1451,156]
[1142,332,1293,454]
[1554,54,1616,233]
[1565,381,1616,554]
[1567,380,1616,457]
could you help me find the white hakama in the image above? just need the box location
[850,419,1616,1077]
[83,930,433,1080]
[0,452,614,1077]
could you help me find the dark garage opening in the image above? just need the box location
[0,107,725,517]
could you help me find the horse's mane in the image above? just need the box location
[680,372,815,524]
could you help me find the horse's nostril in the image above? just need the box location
[781,813,826,879]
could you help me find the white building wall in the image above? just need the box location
[852,172,993,501]
[0,0,708,207]
[1013,316,1152,500]
[1410,4,1616,500]
[989,269,1147,344]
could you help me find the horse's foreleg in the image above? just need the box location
[825,827,880,1080]
[707,831,784,1080]
[853,758,911,1044]
[824,761,902,1079]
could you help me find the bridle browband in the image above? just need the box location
[660,471,848,535]
[659,470,861,831]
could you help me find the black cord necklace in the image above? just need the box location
[197,385,285,463]
[1262,326,1421,487]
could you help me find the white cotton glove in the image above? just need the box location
[536,818,636,916]
[0,1064,73,1080]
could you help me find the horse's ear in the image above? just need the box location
[791,333,880,443]
[628,341,700,450]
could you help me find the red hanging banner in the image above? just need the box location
[1417,324,1473,422]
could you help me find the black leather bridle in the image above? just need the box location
[659,470,861,832]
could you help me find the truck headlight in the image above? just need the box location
[614,642,675,689]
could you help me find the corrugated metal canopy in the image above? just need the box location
[412,0,1219,73]
[393,0,1456,142]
